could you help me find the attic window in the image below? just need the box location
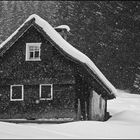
[40,84,53,100]
[26,43,41,61]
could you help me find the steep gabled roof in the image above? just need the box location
[0,14,117,98]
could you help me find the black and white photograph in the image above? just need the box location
[0,1,140,139]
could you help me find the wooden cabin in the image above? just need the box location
[0,14,116,121]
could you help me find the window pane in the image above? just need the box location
[35,46,40,51]
[29,52,34,58]
[35,51,39,58]
[41,85,52,99]
[29,46,35,51]
[12,86,22,99]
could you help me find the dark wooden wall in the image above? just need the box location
[0,25,77,119]
[0,24,108,121]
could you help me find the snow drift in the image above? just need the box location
[0,90,140,139]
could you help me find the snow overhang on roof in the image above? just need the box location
[0,14,117,98]
[54,25,70,32]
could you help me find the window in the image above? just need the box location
[26,43,41,61]
[40,84,53,100]
[10,85,24,101]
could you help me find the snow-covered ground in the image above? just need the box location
[1,89,140,139]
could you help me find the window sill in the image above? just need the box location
[10,99,23,101]
[40,98,53,101]
[26,59,41,61]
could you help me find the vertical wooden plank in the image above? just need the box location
[76,98,81,120]
[104,98,108,120]
[99,96,106,121]
[85,101,87,120]
[88,90,93,120]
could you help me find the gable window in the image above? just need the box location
[10,85,24,101]
[40,84,53,100]
[26,43,41,61]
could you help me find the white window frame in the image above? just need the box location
[26,43,41,61]
[10,85,24,101]
[39,84,53,100]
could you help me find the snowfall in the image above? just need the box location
[0,90,140,139]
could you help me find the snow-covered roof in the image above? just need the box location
[54,25,70,32]
[0,14,117,96]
